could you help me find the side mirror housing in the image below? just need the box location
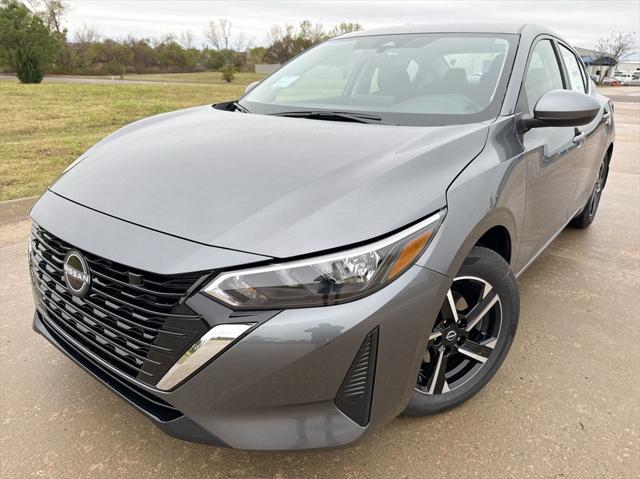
[244,81,260,95]
[519,89,600,130]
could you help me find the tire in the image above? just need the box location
[570,153,610,229]
[404,246,519,416]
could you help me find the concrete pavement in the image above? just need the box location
[1,102,639,478]
[597,86,640,103]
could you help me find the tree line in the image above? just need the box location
[0,0,361,83]
[2,0,634,85]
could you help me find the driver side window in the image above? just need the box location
[522,40,564,113]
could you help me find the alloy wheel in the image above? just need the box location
[587,160,607,218]
[416,276,503,395]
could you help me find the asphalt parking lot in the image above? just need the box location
[1,96,638,478]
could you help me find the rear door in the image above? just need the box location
[556,42,611,213]
[516,38,585,269]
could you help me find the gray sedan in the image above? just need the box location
[29,23,614,450]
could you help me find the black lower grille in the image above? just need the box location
[37,310,182,421]
[334,327,379,427]
[29,225,211,387]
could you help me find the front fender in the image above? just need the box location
[417,117,526,277]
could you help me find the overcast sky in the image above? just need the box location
[64,0,640,60]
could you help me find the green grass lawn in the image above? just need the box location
[115,71,267,85]
[0,81,250,201]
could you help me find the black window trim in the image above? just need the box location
[516,35,567,115]
[555,40,590,94]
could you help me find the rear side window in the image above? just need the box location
[523,40,564,112]
[559,44,586,93]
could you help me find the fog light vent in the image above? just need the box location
[334,327,379,427]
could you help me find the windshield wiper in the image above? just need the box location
[270,110,387,124]
[232,101,250,113]
[212,100,251,113]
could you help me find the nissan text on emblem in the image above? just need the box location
[63,250,91,297]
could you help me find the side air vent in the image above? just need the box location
[334,327,379,427]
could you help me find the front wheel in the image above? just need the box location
[404,247,519,416]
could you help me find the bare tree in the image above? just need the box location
[266,24,294,46]
[73,23,101,45]
[179,30,195,49]
[595,31,637,78]
[28,0,69,35]
[233,30,250,52]
[299,20,326,44]
[205,18,232,50]
[218,18,232,49]
[266,24,286,45]
[328,22,363,38]
[155,33,176,46]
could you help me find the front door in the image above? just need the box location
[517,39,584,270]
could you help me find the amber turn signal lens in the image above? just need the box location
[386,230,434,280]
[204,211,443,309]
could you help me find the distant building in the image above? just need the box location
[617,61,640,73]
[574,47,617,79]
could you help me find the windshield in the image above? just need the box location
[242,33,518,126]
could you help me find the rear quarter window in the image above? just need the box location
[559,44,587,93]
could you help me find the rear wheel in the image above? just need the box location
[404,247,519,416]
[570,153,609,229]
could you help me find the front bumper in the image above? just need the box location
[30,192,450,450]
[33,263,449,450]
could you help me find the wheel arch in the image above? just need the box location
[474,225,512,265]
[422,207,518,279]
[459,211,517,272]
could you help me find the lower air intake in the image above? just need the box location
[334,327,379,427]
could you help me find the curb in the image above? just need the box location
[0,196,38,225]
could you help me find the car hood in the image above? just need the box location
[51,105,489,258]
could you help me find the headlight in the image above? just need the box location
[203,211,444,309]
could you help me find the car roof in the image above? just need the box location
[339,23,555,38]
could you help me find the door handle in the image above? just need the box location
[573,129,586,144]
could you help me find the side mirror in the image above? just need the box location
[244,81,260,95]
[520,89,600,130]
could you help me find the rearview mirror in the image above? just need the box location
[521,90,600,129]
[244,81,260,95]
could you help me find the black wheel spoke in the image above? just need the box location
[426,350,449,394]
[464,290,499,332]
[458,340,493,364]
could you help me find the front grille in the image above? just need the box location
[30,225,211,387]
